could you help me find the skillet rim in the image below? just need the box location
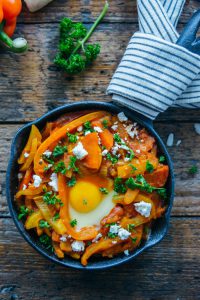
[6,101,174,270]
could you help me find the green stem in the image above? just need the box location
[72,1,109,55]
[0,24,28,53]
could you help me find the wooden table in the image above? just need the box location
[0,1,200,299]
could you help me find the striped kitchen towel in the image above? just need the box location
[107,0,200,119]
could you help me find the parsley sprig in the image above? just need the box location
[99,187,109,194]
[52,145,67,158]
[18,206,32,220]
[43,191,63,206]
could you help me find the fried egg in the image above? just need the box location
[68,176,115,230]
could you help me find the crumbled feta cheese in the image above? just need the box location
[84,131,91,136]
[166,133,174,147]
[48,173,58,192]
[22,184,27,190]
[111,125,118,131]
[71,241,85,252]
[60,235,68,242]
[114,121,118,125]
[112,144,119,155]
[109,224,121,234]
[126,125,138,139]
[176,140,182,146]
[92,233,102,243]
[194,123,200,135]
[33,175,42,188]
[134,201,152,218]
[112,241,117,244]
[120,144,130,151]
[18,173,23,180]
[94,126,102,133]
[72,142,88,160]
[24,152,29,158]
[118,112,128,122]
[43,150,52,158]
[136,149,141,154]
[124,250,129,256]
[77,125,83,132]
[124,157,130,162]
[118,228,131,240]
[102,149,108,156]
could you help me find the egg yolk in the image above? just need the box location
[69,180,102,213]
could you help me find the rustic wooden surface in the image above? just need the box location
[0,1,200,299]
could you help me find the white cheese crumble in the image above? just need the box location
[94,126,102,133]
[102,149,108,156]
[48,173,58,192]
[166,133,174,147]
[77,125,83,132]
[112,241,117,244]
[109,224,121,234]
[124,250,129,256]
[134,201,152,218]
[84,131,91,136]
[24,152,29,158]
[22,184,27,190]
[43,150,52,158]
[72,142,88,160]
[136,149,141,154]
[124,157,130,162]
[33,175,42,188]
[60,235,68,242]
[18,173,23,180]
[111,125,118,131]
[92,233,102,243]
[118,112,128,122]
[126,125,138,139]
[71,241,85,252]
[120,144,130,151]
[118,228,131,240]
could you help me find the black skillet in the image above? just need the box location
[6,10,200,270]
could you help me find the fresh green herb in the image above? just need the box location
[102,119,108,129]
[102,145,106,150]
[99,187,109,194]
[52,145,67,158]
[54,2,108,75]
[70,219,77,227]
[159,155,166,163]
[39,220,51,229]
[18,206,31,220]
[83,121,94,133]
[107,232,117,239]
[54,161,67,174]
[67,177,77,187]
[87,241,92,246]
[39,234,54,251]
[106,153,118,164]
[43,191,63,206]
[126,149,135,161]
[188,165,198,175]
[131,237,137,243]
[105,222,117,227]
[127,224,135,232]
[146,160,154,173]
[144,226,150,235]
[83,199,88,205]
[53,212,60,221]
[42,155,54,165]
[44,164,53,172]
[113,133,122,144]
[125,175,167,199]
[114,177,127,194]
[129,164,138,173]
[67,132,78,143]
[67,156,79,173]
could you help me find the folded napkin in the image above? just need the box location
[107,0,200,119]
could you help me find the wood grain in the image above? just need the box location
[0,218,199,300]
[19,0,200,24]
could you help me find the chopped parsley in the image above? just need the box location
[107,232,117,239]
[114,177,127,194]
[67,177,77,187]
[126,149,135,161]
[129,164,138,173]
[83,199,88,205]
[83,121,94,133]
[106,153,118,164]
[67,156,79,173]
[42,155,54,165]
[102,119,108,128]
[131,237,137,243]
[188,165,198,175]
[43,191,63,206]
[54,161,67,174]
[67,132,78,143]
[99,187,109,194]
[18,206,31,220]
[39,234,54,251]
[52,145,67,158]
[113,133,122,144]
[70,219,77,227]
[146,160,154,173]
[53,212,60,221]
[39,220,51,229]
[127,224,135,232]
[44,164,53,172]
[159,155,166,163]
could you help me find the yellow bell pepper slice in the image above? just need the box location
[20,137,38,172]
[25,210,43,230]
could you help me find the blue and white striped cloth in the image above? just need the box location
[107,0,200,119]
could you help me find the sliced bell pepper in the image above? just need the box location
[15,184,45,199]
[124,189,140,205]
[25,210,43,230]
[20,137,38,172]
[81,132,102,170]
[19,166,33,190]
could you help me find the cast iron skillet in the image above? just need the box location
[6,10,200,269]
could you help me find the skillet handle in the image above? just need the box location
[177,9,200,54]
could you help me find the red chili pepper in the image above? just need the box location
[0,0,28,53]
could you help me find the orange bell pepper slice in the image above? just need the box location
[34,111,107,175]
[15,184,45,199]
[81,132,102,170]
[99,129,114,150]
[19,166,32,190]
[18,125,42,164]
[20,137,38,172]
[58,173,98,240]
[124,189,140,205]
